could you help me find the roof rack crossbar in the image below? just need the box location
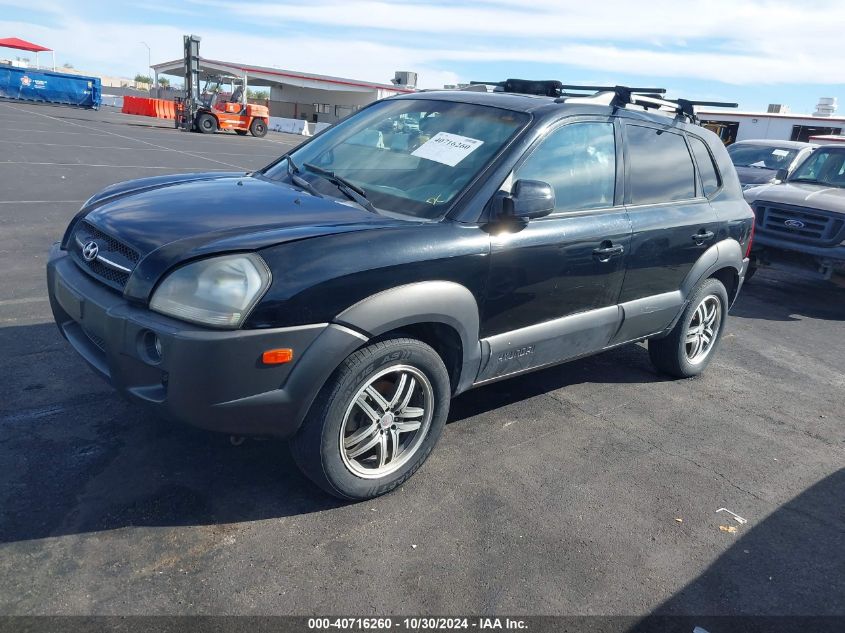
[466,79,739,124]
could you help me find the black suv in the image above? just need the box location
[47,82,754,499]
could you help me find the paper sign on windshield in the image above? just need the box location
[412,132,484,167]
[772,149,790,157]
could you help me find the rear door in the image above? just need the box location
[612,122,721,343]
[477,118,632,382]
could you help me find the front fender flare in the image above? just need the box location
[334,281,482,394]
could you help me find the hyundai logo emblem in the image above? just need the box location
[82,241,99,261]
[783,219,805,229]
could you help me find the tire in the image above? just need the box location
[648,277,729,378]
[196,113,217,134]
[290,337,451,500]
[235,129,248,136]
[250,118,268,137]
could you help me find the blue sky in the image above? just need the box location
[2,0,843,114]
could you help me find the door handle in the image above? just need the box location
[593,243,624,261]
[691,230,715,245]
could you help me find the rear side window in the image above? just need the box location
[626,125,696,204]
[689,136,721,196]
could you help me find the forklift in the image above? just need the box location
[174,35,270,137]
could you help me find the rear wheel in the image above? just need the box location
[250,118,268,137]
[196,113,217,134]
[648,277,728,378]
[290,338,451,500]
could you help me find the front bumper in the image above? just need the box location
[47,245,366,437]
[752,236,845,278]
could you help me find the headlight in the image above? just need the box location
[150,253,271,328]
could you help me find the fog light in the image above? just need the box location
[141,330,162,363]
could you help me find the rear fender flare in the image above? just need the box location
[334,281,482,394]
[654,238,744,337]
[680,238,743,298]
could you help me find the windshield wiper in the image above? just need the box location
[302,162,378,214]
[790,177,828,185]
[281,153,323,198]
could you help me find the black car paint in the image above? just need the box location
[47,90,753,438]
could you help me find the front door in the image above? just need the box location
[478,119,632,383]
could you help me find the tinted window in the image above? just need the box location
[626,125,696,204]
[515,122,616,212]
[689,136,721,196]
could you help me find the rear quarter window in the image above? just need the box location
[688,136,722,196]
[626,125,696,205]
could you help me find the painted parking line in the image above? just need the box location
[2,103,249,170]
[0,296,49,307]
[4,127,112,137]
[0,139,281,158]
[0,161,228,170]
[0,200,83,204]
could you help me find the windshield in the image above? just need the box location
[263,99,529,218]
[789,148,845,187]
[727,143,799,170]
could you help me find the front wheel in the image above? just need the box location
[648,277,729,378]
[250,118,268,137]
[196,113,217,134]
[290,338,451,500]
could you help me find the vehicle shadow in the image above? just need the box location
[628,468,845,628]
[0,322,666,545]
[0,323,343,545]
[730,268,845,322]
[449,341,667,423]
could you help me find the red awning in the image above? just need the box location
[0,37,52,53]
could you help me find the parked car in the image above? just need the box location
[744,144,845,280]
[727,139,816,190]
[47,84,754,500]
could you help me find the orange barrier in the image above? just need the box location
[121,96,176,119]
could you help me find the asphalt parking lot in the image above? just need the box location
[0,101,843,617]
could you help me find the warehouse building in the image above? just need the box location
[151,57,415,125]
[699,97,843,144]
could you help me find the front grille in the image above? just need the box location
[71,221,140,291]
[755,202,845,246]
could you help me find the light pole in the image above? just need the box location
[140,41,151,93]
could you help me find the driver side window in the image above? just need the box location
[515,121,616,213]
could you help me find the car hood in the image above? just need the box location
[75,173,411,300]
[83,173,402,254]
[734,165,778,185]
[744,181,845,215]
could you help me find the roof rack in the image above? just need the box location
[469,79,564,97]
[553,84,737,123]
[468,79,738,123]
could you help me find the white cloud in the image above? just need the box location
[2,0,844,88]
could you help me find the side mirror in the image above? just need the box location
[774,168,789,183]
[500,179,556,220]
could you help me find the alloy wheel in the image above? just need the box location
[339,365,433,478]
[684,294,721,365]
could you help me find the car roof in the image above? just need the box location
[731,139,817,149]
[394,89,701,130]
